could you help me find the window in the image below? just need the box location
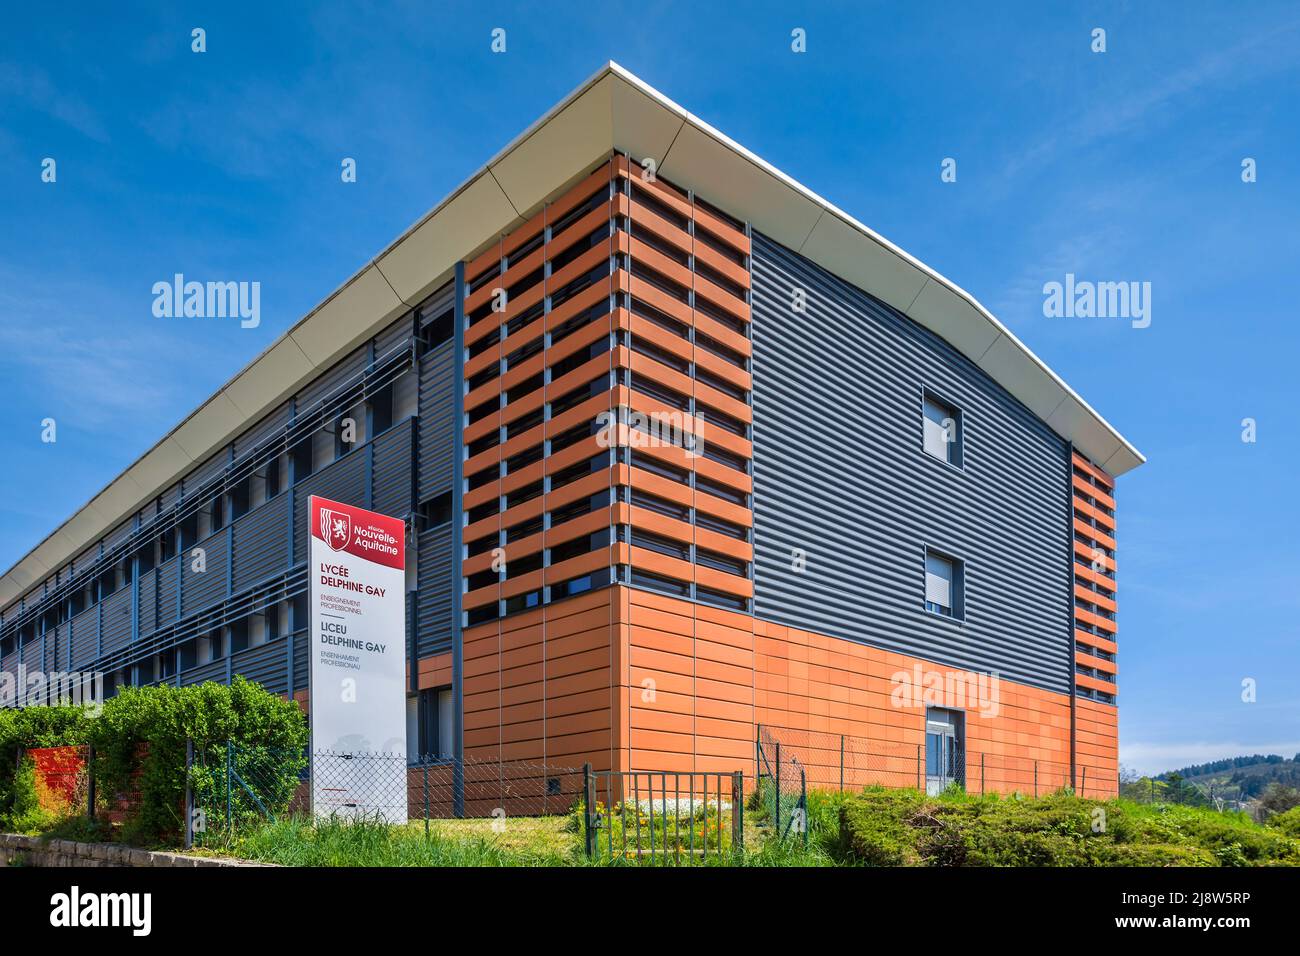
[924,548,963,619]
[418,492,453,531]
[415,687,454,760]
[229,478,250,521]
[291,438,313,483]
[254,456,280,504]
[228,619,249,655]
[922,390,962,467]
[370,384,394,435]
[209,494,225,533]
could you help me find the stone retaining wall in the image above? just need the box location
[0,833,268,867]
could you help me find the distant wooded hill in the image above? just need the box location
[1164,754,1300,801]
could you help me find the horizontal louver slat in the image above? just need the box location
[293,453,368,565]
[232,639,289,696]
[371,420,414,520]
[418,341,456,502]
[100,590,133,655]
[232,495,290,591]
[181,533,227,618]
[417,524,453,657]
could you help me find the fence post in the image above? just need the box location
[1034,760,1038,798]
[225,740,234,833]
[184,739,194,850]
[582,763,595,859]
[801,768,808,849]
[731,770,743,856]
[86,744,96,822]
[839,734,845,792]
[916,743,922,791]
[1082,765,1088,799]
[774,743,781,833]
[423,763,430,839]
[980,752,985,796]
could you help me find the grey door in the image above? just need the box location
[925,709,964,795]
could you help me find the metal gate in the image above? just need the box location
[582,766,743,864]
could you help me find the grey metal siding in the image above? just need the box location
[235,402,291,458]
[21,637,42,673]
[418,340,456,502]
[298,347,366,411]
[371,420,414,520]
[3,301,440,704]
[54,621,70,670]
[180,534,227,617]
[155,561,178,628]
[69,606,98,669]
[232,640,288,695]
[749,232,1072,693]
[180,660,226,686]
[100,589,133,655]
[139,572,156,636]
[375,315,414,358]
[416,524,453,657]
[232,494,290,590]
[292,452,368,565]
[103,518,135,551]
[184,452,227,498]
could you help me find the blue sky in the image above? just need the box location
[1,2,1297,774]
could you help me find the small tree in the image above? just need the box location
[1255,782,1300,823]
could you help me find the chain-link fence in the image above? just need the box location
[188,741,308,845]
[754,726,808,844]
[755,725,1079,800]
[186,744,587,851]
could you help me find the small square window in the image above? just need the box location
[924,548,964,619]
[922,390,962,467]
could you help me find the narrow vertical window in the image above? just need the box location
[922,390,962,467]
[924,548,963,619]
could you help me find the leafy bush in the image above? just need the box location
[0,677,306,845]
[0,706,93,830]
[1255,783,1300,822]
[835,788,1300,867]
[1,757,59,833]
[1267,806,1300,838]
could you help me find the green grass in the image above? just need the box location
[835,786,1300,866]
[208,805,837,867]
[224,816,585,867]
[28,783,1299,867]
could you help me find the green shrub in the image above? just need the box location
[1,757,59,833]
[1268,806,1300,838]
[0,677,306,846]
[835,788,1300,867]
[837,788,926,865]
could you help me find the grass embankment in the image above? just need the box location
[212,801,831,867]
[834,787,1300,866]
[23,786,1300,867]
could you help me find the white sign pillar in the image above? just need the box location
[307,495,407,820]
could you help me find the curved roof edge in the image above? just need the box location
[0,61,1143,609]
